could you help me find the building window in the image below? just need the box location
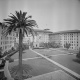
[7,37,8,40]
[1,36,2,40]
[3,42,4,44]
[5,41,6,44]
[10,41,12,43]
[1,42,2,45]
[5,46,7,49]
[13,33,14,36]
[3,46,4,50]
[10,37,12,40]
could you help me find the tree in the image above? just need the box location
[64,42,71,50]
[76,48,80,58]
[3,10,37,80]
[0,47,3,55]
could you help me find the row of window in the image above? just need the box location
[64,38,78,40]
[1,36,15,40]
[70,46,79,50]
[64,33,78,36]
[64,41,78,43]
[64,42,78,46]
[1,41,14,45]
[2,45,12,50]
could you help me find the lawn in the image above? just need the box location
[9,58,61,79]
[34,49,67,56]
[8,48,80,79]
[11,50,38,59]
[57,48,78,54]
[32,49,80,75]
[50,54,80,74]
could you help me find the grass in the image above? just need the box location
[59,48,78,54]
[9,58,61,79]
[9,64,32,79]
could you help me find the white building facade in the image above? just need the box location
[49,30,80,51]
[33,29,52,48]
[0,24,16,52]
[15,29,52,48]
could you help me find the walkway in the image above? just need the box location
[26,70,76,80]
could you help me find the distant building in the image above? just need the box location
[49,30,80,50]
[33,29,53,47]
[1,22,79,51]
[15,29,53,48]
[0,23,16,53]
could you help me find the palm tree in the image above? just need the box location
[3,10,37,80]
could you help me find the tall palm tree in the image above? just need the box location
[3,10,37,80]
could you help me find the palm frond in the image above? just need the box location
[26,20,37,28]
[10,13,18,20]
[3,10,38,37]
[15,11,20,20]
[8,15,18,22]
[24,29,28,37]
[25,15,32,20]
[22,12,27,19]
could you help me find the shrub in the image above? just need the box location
[64,42,71,50]
[76,48,80,58]
[39,42,61,48]
[44,43,49,48]
[48,42,61,48]
[39,42,45,47]
[16,43,29,51]
[22,43,29,50]
[0,47,3,55]
[5,57,14,63]
[3,51,8,56]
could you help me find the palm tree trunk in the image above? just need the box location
[32,36,34,49]
[19,29,23,80]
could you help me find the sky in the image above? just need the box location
[0,0,80,32]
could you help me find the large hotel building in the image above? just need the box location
[15,29,53,48]
[0,23,16,53]
[33,29,53,47]
[49,30,80,51]
[0,22,80,52]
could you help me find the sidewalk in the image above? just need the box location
[26,70,76,80]
[51,48,78,54]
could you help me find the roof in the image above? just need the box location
[34,29,53,33]
[50,30,80,35]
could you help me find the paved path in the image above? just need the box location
[26,70,76,80]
